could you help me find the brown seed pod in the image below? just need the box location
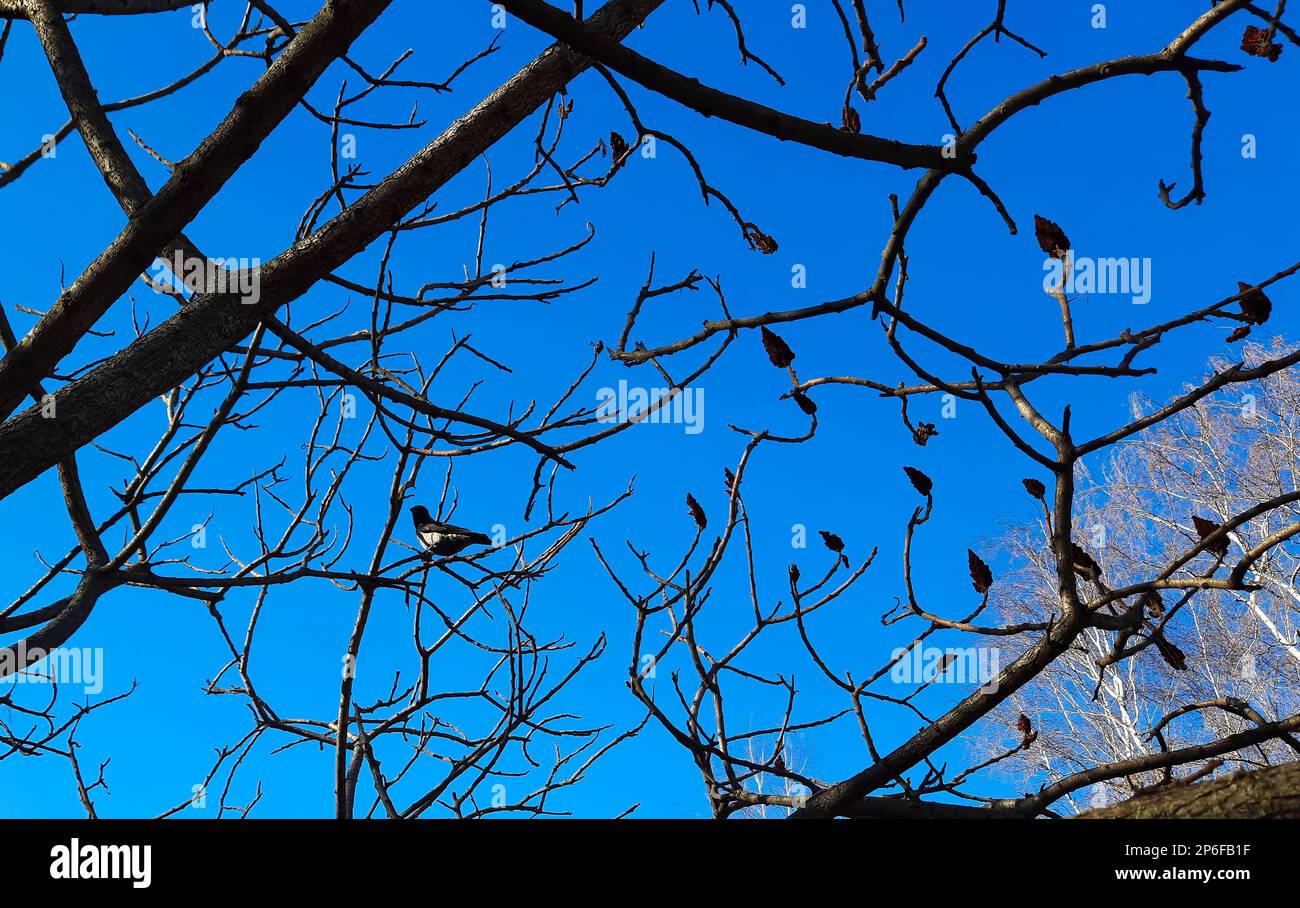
[1192,514,1228,557]
[1033,215,1071,260]
[903,466,933,497]
[1242,25,1283,61]
[760,326,795,369]
[968,549,993,594]
[686,493,706,530]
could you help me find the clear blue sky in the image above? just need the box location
[0,1,1295,817]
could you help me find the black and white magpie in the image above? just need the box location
[409,505,492,556]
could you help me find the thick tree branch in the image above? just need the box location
[0,0,395,422]
[496,0,960,170]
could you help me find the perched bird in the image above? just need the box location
[1237,281,1272,325]
[1069,542,1103,582]
[409,505,491,556]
